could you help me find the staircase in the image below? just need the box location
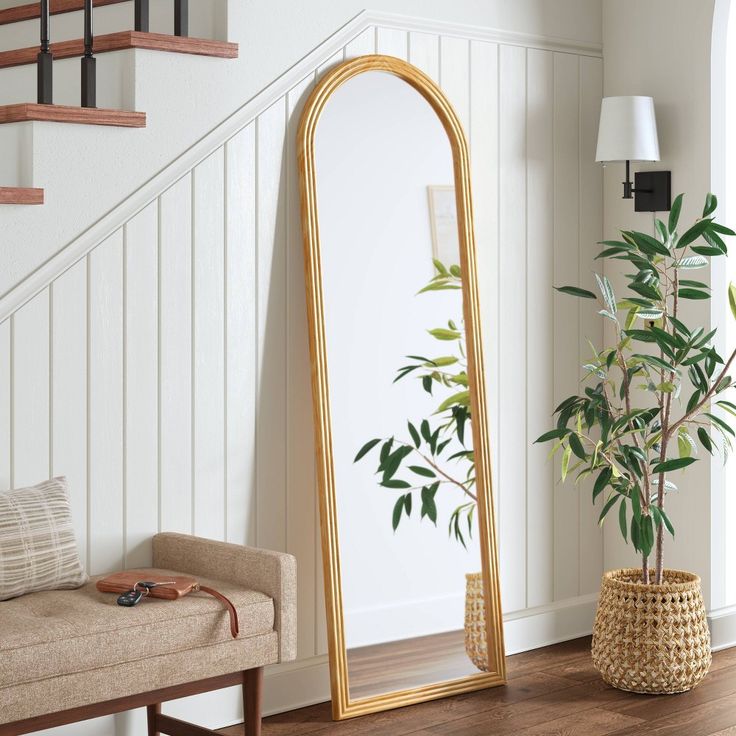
[0,0,237,205]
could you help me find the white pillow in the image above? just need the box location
[0,476,88,601]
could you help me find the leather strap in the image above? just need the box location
[198,585,240,638]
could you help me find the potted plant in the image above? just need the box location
[536,193,736,693]
[354,260,489,670]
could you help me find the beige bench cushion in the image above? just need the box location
[0,568,278,723]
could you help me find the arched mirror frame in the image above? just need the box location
[297,54,506,720]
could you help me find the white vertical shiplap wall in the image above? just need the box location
[0,21,602,725]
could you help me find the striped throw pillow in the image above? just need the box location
[0,476,88,601]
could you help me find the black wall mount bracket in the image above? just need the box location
[634,170,671,212]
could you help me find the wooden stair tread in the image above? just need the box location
[0,0,127,27]
[0,103,145,127]
[0,31,238,69]
[0,186,44,204]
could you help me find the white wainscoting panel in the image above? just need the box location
[0,19,603,730]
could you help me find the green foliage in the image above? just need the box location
[355,260,477,547]
[538,193,736,576]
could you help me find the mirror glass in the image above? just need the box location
[313,69,493,703]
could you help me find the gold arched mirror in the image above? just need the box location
[297,55,506,720]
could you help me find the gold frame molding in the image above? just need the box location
[297,54,506,720]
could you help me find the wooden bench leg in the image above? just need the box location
[147,703,161,736]
[243,667,263,736]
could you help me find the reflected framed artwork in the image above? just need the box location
[297,54,506,720]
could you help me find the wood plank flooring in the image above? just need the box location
[347,630,480,700]
[219,637,736,736]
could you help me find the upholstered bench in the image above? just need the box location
[0,533,297,736]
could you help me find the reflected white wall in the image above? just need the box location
[315,71,482,647]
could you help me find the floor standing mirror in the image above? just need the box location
[297,55,506,720]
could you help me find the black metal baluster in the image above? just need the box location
[81,0,96,107]
[174,0,188,37]
[135,0,149,32]
[37,0,53,104]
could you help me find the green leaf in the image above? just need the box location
[354,438,381,463]
[598,494,619,525]
[677,429,695,459]
[690,245,723,256]
[392,496,405,531]
[417,281,462,294]
[703,192,718,217]
[420,420,431,443]
[593,467,612,502]
[409,465,436,478]
[561,445,572,482]
[555,285,597,299]
[624,230,670,256]
[619,498,628,542]
[433,259,449,276]
[420,485,438,524]
[698,427,714,454]
[729,283,736,321]
[660,507,675,537]
[669,193,684,232]
[437,390,470,412]
[595,273,617,315]
[629,281,662,301]
[704,229,728,254]
[568,433,587,461]
[640,515,655,557]
[379,438,394,465]
[712,222,736,236]
[381,479,411,489]
[408,421,421,448]
[677,218,713,249]
[422,375,433,394]
[404,493,412,517]
[706,412,736,436]
[428,328,462,341]
[676,255,708,270]
[651,457,697,474]
[678,288,711,300]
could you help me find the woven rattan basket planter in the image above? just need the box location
[591,568,711,694]
[464,572,489,671]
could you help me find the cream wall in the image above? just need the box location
[600,0,718,608]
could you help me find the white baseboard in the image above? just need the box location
[345,591,465,648]
[503,593,598,655]
[708,604,736,651]
[263,655,331,716]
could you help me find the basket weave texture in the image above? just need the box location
[591,568,711,694]
[464,572,489,671]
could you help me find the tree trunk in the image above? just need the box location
[655,521,664,584]
[642,552,650,584]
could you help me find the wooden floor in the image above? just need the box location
[220,636,736,736]
[346,630,479,699]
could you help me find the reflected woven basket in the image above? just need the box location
[464,572,489,672]
[591,568,712,694]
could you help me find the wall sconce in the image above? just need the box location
[595,95,671,212]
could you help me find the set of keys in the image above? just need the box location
[117,581,174,607]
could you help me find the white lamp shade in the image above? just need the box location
[595,96,660,162]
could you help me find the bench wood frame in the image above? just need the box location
[0,667,263,736]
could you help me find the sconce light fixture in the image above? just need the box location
[595,95,671,212]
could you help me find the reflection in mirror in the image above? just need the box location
[299,56,505,719]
